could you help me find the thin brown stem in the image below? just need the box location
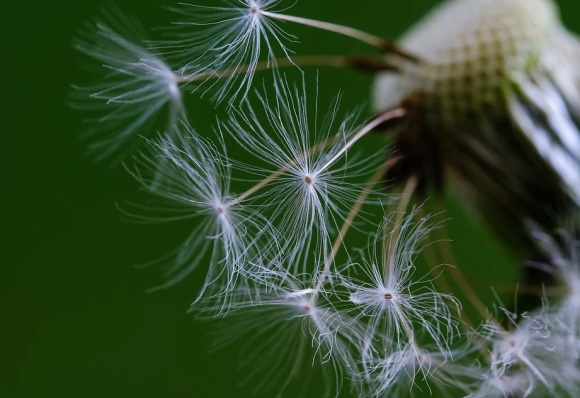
[431,205,490,320]
[263,12,419,62]
[319,108,406,173]
[490,282,564,297]
[442,241,489,319]
[176,55,398,84]
[385,175,419,278]
[423,241,474,327]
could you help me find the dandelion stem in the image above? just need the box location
[261,12,418,62]
[423,241,475,327]
[443,246,489,319]
[228,170,284,206]
[385,175,419,279]
[318,108,406,174]
[491,282,564,296]
[314,156,401,293]
[418,204,475,327]
[176,55,398,84]
[433,213,490,320]
[402,319,418,348]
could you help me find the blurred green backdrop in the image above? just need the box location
[5,1,580,397]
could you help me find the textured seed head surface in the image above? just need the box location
[374,0,560,128]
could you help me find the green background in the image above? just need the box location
[5,1,580,397]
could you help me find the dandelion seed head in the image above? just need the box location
[373,0,580,250]
[374,0,559,126]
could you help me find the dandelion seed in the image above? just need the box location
[529,221,580,358]
[335,209,460,396]
[220,76,387,271]
[343,211,459,356]
[125,124,274,310]
[207,265,366,397]
[369,344,479,397]
[163,0,297,107]
[72,9,185,163]
[472,305,579,397]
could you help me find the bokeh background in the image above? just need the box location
[5,1,580,397]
